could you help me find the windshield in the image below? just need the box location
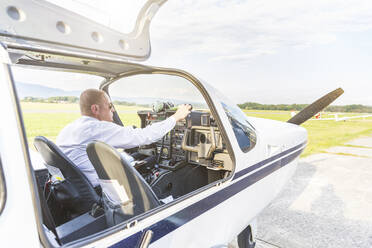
[221,102,257,153]
[212,87,256,153]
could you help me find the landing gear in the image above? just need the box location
[237,225,256,248]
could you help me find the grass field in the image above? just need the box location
[243,109,372,156]
[22,102,372,157]
[22,102,145,148]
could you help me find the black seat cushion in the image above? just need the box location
[34,136,100,215]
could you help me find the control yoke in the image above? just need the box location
[181,126,217,160]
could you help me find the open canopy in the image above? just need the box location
[0,0,167,63]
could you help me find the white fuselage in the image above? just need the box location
[0,48,307,248]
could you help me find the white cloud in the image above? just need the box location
[47,0,372,62]
[151,0,372,62]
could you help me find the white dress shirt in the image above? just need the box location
[56,115,176,187]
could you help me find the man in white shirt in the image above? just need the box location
[56,89,191,188]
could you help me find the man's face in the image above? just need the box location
[96,93,114,122]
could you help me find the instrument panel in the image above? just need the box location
[137,109,232,171]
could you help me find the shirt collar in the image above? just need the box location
[81,115,98,121]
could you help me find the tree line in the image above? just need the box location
[238,102,372,113]
[22,96,79,103]
[325,104,372,113]
[21,96,150,107]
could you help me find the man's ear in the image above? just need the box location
[91,104,99,115]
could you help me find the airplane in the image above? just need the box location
[0,0,344,247]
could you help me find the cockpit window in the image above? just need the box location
[221,102,257,153]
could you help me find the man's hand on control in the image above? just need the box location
[172,104,192,122]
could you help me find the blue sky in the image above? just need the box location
[13,0,372,105]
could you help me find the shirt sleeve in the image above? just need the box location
[97,116,176,149]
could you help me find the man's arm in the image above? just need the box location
[99,104,191,149]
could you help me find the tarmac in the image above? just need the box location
[254,134,372,248]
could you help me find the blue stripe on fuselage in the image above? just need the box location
[110,143,306,247]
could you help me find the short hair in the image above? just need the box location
[79,89,106,115]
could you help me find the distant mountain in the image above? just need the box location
[16,82,80,99]
[15,82,206,107]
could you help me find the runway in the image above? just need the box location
[255,134,372,248]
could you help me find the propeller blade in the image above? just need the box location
[287,88,344,125]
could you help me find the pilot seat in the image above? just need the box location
[86,141,161,226]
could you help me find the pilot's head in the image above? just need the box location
[80,89,114,122]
